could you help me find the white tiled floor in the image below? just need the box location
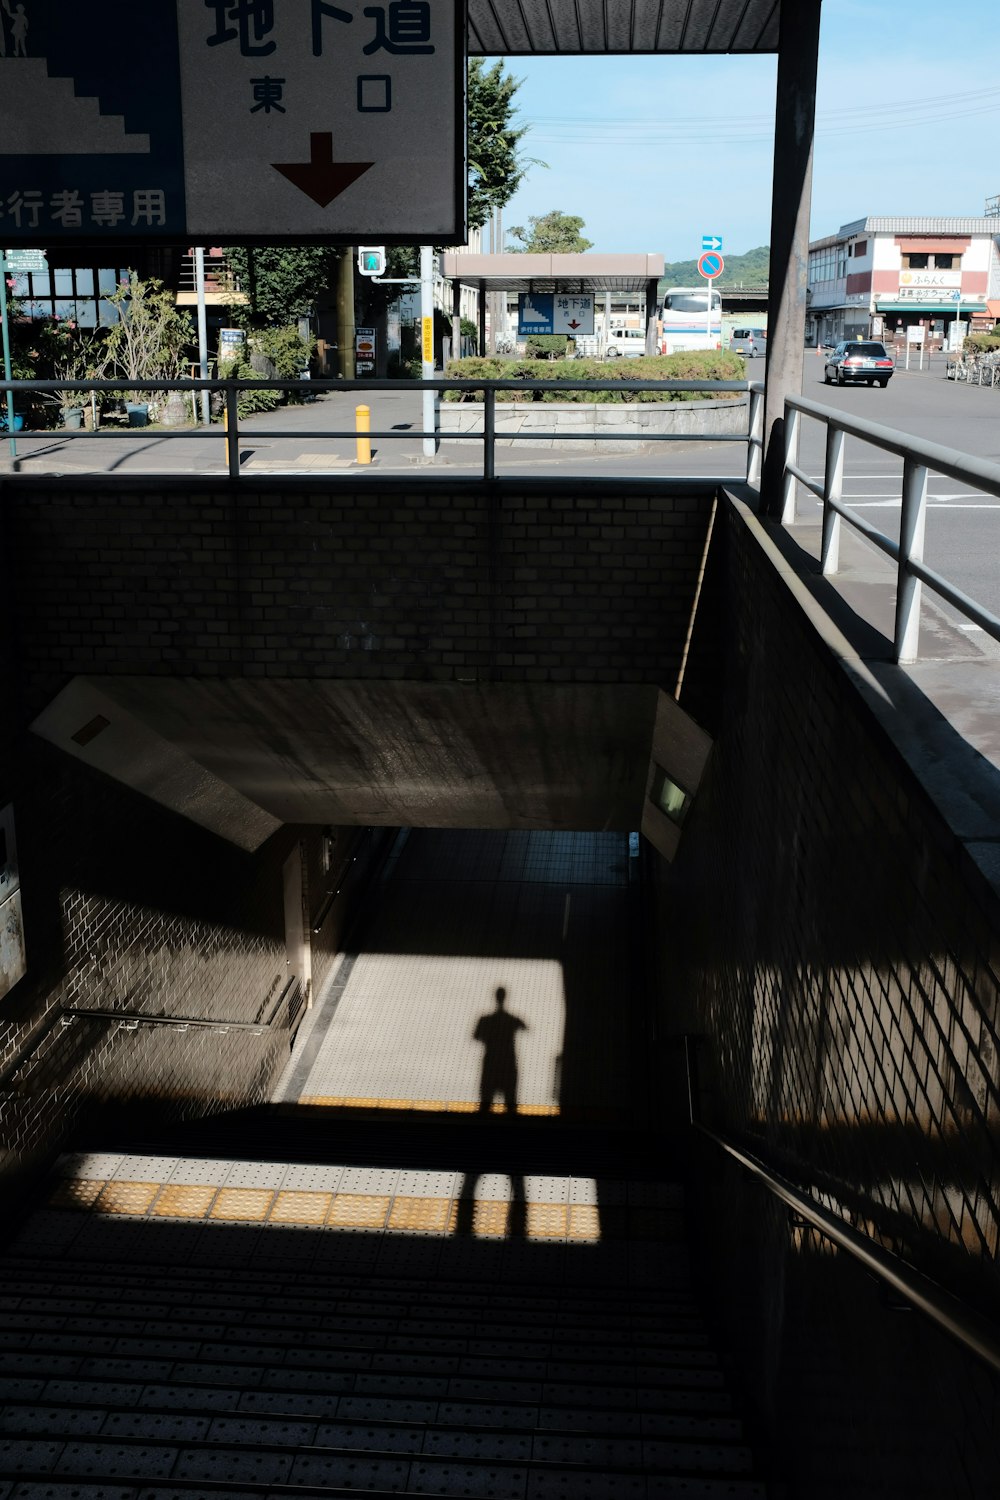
[277,830,636,1114]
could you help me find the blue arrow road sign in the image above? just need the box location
[702,235,723,252]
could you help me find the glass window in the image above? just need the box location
[933,254,954,270]
[904,254,928,269]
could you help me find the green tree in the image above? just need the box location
[97,274,193,385]
[223,246,334,327]
[467,58,535,231]
[508,211,593,254]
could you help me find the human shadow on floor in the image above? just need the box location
[473,986,527,1117]
[453,986,530,1236]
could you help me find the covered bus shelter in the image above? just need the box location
[440,252,666,357]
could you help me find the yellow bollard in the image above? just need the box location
[223,400,230,468]
[355,403,372,465]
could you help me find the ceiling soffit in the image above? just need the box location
[467,0,781,56]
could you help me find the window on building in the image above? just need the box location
[904,254,929,270]
[853,240,868,257]
[933,254,955,270]
[9,266,131,328]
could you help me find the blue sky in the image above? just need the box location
[493,0,1000,261]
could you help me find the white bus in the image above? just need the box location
[659,286,723,355]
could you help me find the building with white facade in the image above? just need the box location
[807,216,1000,351]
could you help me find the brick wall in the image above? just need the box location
[3,477,716,715]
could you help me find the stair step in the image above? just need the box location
[0,1429,756,1483]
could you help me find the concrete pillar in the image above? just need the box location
[760,0,822,513]
[645,276,660,355]
[450,277,462,366]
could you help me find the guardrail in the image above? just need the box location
[683,1037,1000,1376]
[0,375,763,483]
[779,389,1000,662]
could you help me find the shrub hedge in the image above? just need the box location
[442,350,747,402]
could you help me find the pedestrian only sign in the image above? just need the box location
[0,0,467,245]
[517,293,595,337]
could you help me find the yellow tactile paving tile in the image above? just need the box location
[95,1181,160,1216]
[327,1193,391,1228]
[471,1199,511,1237]
[209,1188,275,1222]
[567,1203,603,1241]
[526,1202,569,1238]
[295,1096,614,1121]
[49,1178,106,1211]
[388,1196,453,1233]
[269,1190,333,1225]
[152,1184,219,1219]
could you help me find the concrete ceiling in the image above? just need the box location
[468,0,780,55]
[36,678,662,838]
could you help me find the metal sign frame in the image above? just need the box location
[0,0,468,248]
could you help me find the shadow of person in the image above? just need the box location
[474,986,528,1117]
[454,1168,527,1239]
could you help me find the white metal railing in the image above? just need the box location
[780,390,1000,664]
[0,375,760,484]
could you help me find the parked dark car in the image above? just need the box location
[823,340,894,387]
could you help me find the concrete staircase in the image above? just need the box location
[0,1143,770,1498]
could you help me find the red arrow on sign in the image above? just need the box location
[273,132,373,207]
[568,319,581,329]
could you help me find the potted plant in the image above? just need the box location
[98,273,194,425]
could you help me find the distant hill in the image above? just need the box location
[659,244,770,287]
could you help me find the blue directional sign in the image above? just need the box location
[0,0,465,245]
[518,294,555,335]
[702,235,723,252]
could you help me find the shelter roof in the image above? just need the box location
[442,253,665,293]
[467,0,780,55]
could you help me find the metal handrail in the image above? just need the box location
[0,375,758,483]
[781,391,1000,662]
[683,1037,1000,1375]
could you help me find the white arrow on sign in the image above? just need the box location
[701,235,723,252]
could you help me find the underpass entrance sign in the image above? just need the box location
[0,0,466,245]
[517,294,595,337]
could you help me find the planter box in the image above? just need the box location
[438,396,749,453]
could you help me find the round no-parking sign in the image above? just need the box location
[698,251,725,279]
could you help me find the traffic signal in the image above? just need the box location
[357,246,386,277]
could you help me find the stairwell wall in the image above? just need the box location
[655,489,1000,1493]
